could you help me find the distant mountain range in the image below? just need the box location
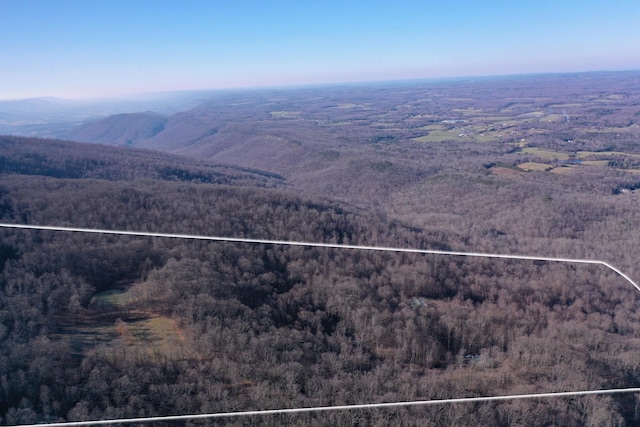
[0,90,226,137]
[0,135,284,187]
[60,112,168,146]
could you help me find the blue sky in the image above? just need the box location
[2,0,639,100]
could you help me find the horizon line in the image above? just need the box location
[1,68,639,103]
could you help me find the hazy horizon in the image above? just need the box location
[3,69,640,104]
[2,0,640,100]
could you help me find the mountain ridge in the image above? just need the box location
[61,111,168,147]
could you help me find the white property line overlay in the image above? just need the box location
[9,388,640,427]
[1,223,638,292]
[2,223,640,427]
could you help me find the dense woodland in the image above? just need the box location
[2,72,640,426]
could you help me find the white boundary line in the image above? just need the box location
[1,223,638,292]
[2,223,640,426]
[9,388,640,427]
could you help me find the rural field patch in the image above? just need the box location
[581,160,609,166]
[521,147,571,160]
[57,287,187,361]
[539,113,567,122]
[577,150,640,159]
[270,110,302,118]
[550,166,576,174]
[413,130,465,142]
[518,162,552,171]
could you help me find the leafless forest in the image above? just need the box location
[2,71,640,425]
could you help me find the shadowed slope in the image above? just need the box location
[62,112,167,147]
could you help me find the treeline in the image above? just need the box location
[2,171,640,426]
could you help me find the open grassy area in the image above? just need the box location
[477,118,523,127]
[581,160,610,166]
[521,147,571,160]
[117,316,185,360]
[550,166,577,174]
[91,289,130,306]
[334,103,363,109]
[410,105,640,177]
[452,107,485,115]
[270,110,302,118]
[547,103,582,108]
[518,162,552,171]
[514,146,640,175]
[62,286,186,361]
[472,133,501,142]
[517,111,545,118]
[413,130,465,142]
[539,113,567,122]
[577,150,640,159]
[414,123,510,143]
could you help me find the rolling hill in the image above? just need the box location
[61,112,168,147]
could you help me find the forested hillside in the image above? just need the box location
[0,136,283,187]
[2,134,640,425]
[59,112,168,147]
